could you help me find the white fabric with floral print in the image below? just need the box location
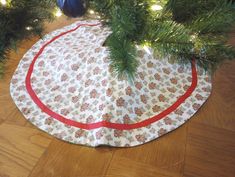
[10,20,212,147]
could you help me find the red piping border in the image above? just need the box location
[25,23,198,130]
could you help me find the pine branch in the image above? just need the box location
[0,0,56,77]
[90,0,149,80]
[147,18,235,70]
[165,0,232,22]
[1,0,235,80]
[190,1,235,34]
[106,34,138,81]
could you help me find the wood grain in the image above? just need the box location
[106,156,183,177]
[0,17,235,177]
[0,124,51,177]
[0,47,27,123]
[183,122,235,177]
[114,125,188,174]
[29,139,114,177]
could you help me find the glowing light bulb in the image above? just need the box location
[55,9,62,17]
[26,26,33,31]
[0,0,7,6]
[151,4,163,11]
[191,34,196,40]
[143,45,151,54]
[89,10,95,14]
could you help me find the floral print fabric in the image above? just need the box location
[10,20,212,147]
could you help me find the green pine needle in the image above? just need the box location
[0,0,56,77]
[1,0,235,80]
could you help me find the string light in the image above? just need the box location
[0,0,7,6]
[151,4,163,11]
[88,9,95,14]
[26,26,33,31]
[190,33,198,42]
[143,42,152,54]
[55,9,62,17]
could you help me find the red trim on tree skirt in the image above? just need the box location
[25,23,198,130]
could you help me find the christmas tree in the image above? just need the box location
[89,0,235,80]
[0,0,56,77]
[0,0,235,80]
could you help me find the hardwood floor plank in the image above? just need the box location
[0,48,28,123]
[29,139,114,177]
[114,125,188,173]
[0,119,3,125]
[4,109,28,126]
[0,87,16,122]
[183,122,235,177]
[106,156,183,177]
[190,60,235,132]
[0,123,52,177]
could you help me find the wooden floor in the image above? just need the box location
[0,17,235,177]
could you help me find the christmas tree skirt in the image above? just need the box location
[10,20,212,147]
